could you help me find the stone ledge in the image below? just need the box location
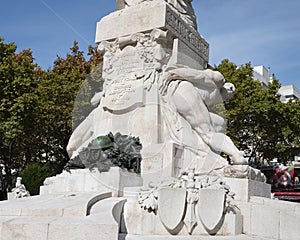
[40,168,142,197]
[119,233,273,240]
[95,1,208,67]
[0,192,111,217]
[0,194,124,240]
[224,178,271,202]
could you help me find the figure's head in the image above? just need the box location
[222,82,236,101]
[16,177,22,187]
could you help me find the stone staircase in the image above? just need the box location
[0,191,126,240]
[1,168,300,240]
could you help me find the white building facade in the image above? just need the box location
[278,85,300,103]
[253,65,300,103]
[253,65,300,163]
[253,65,271,87]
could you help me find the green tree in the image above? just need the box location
[34,41,103,171]
[20,163,57,195]
[215,59,300,166]
[0,38,103,193]
[0,38,39,190]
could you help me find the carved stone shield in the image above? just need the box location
[197,189,226,233]
[158,188,186,232]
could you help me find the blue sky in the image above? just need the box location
[1,0,299,89]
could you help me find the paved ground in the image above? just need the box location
[119,234,272,240]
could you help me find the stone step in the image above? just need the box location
[0,192,112,217]
[1,215,118,240]
[118,234,272,240]
[40,168,142,197]
[237,197,300,240]
[0,194,125,240]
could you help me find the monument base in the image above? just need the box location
[0,169,298,239]
[122,195,243,236]
[0,191,125,240]
[40,167,143,197]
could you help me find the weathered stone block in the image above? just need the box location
[40,168,142,197]
[262,197,298,212]
[250,205,280,239]
[224,178,271,202]
[222,213,243,236]
[48,217,119,240]
[235,202,252,234]
[280,211,300,240]
[1,217,56,240]
[95,1,208,68]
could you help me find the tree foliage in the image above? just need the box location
[34,41,102,168]
[215,59,300,166]
[20,163,57,195]
[0,38,103,191]
[0,38,39,190]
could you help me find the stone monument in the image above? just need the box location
[65,0,264,237]
[2,1,300,240]
[67,0,249,181]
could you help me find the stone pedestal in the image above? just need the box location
[224,178,271,202]
[121,192,243,236]
[141,142,185,185]
[96,1,209,70]
[40,167,142,197]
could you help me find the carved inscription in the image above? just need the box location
[107,78,136,104]
[114,48,144,75]
[102,77,144,112]
[166,6,209,62]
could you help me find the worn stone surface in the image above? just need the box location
[197,189,226,234]
[224,178,271,202]
[158,188,186,232]
[250,205,280,239]
[40,168,142,197]
[222,214,243,236]
[279,211,300,240]
[116,0,125,10]
[235,202,251,235]
[119,234,274,240]
[0,192,125,240]
[1,217,55,240]
[0,192,112,217]
[3,0,300,239]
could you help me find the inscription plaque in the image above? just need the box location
[102,76,144,113]
[165,5,209,64]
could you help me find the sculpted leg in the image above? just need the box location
[171,81,247,165]
[209,112,226,133]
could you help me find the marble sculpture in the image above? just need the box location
[67,0,248,178]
